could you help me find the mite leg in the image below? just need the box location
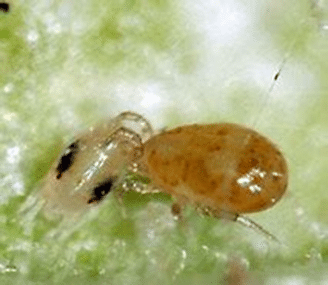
[197,206,280,243]
[105,127,144,162]
[114,111,154,142]
[171,203,183,220]
[234,215,280,243]
[113,186,128,219]
[171,196,190,221]
[103,126,144,201]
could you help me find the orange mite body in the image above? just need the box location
[141,123,288,215]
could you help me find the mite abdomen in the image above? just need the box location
[143,123,288,214]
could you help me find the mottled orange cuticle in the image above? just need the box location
[141,123,288,214]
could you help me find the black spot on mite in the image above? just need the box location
[0,3,9,13]
[56,141,79,179]
[274,71,280,81]
[87,177,116,204]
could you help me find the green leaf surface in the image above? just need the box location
[0,0,328,284]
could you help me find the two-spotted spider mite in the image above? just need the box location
[41,111,288,241]
[41,112,153,214]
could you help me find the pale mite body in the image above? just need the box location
[41,112,153,214]
[41,111,288,240]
